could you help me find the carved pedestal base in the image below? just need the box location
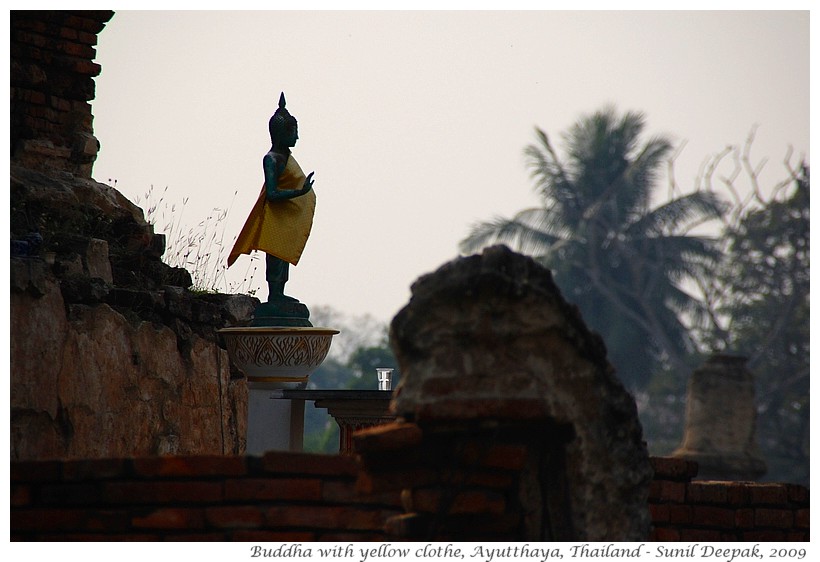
[251,298,311,327]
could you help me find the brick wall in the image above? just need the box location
[11,453,808,541]
[649,458,809,541]
[10,452,402,541]
[10,10,114,178]
[354,422,536,541]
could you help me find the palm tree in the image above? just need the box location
[461,106,725,389]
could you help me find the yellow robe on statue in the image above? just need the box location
[227,155,315,267]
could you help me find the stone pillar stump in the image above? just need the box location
[673,354,767,481]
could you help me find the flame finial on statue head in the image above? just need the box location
[269,91,297,142]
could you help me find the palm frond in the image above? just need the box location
[626,191,726,236]
[620,135,675,212]
[459,208,567,256]
[524,128,579,217]
[459,210,558,253]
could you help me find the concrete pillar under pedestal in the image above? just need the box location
[246,381,305,454]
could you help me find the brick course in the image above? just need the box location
[11,451,402,541]
[648,457,809,541]
[10,453,809,542]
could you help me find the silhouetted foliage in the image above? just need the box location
[710,165,809,485]
[462,106,724,390]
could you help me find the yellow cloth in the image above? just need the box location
[228,155,315,267]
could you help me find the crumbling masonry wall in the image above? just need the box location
[10,10,253,460]
[11,10,113,178]
[10,454,808,541]
[649,458,808,541]
[10,452,403,541]
[356,246,653,541]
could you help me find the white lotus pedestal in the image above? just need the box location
[218,326,338,455]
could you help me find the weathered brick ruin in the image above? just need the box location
[10,10,111,178]
[11,452,404,541]
[9,10,809,542]
[10,248,810,541]
[10,454,808,541]
[11,10,254,459]
[360,246,653,541]
[649,458,808,541]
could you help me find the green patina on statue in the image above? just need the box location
[227,93,316,327]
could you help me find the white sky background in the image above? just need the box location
[90,9,810,324]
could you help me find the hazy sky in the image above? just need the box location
[90,9,810,324]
